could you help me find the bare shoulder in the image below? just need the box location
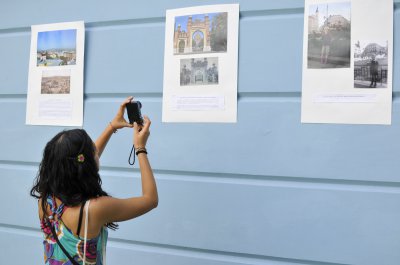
[88,196,117,222]
[89,196,115,209]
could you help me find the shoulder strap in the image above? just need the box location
[83,200,91,265]
[82,200,107,265]
[102,227,107,265]
[76,201,86,236]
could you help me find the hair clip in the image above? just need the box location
[77,154,85,163]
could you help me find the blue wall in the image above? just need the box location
[1,1,400,264]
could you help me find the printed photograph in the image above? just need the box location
[174,12,227,54]
[354,40,388,88]
[180,57,219,86]
[41,70,71,94]
[307,2,351,69]
[37,29,77,66]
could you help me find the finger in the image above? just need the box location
[143,115,151,123]
[123,96,133,105]
[133,122,139,133]
[118,96,134,114]
[142,115,151,131]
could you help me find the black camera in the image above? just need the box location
[126,101,143,125]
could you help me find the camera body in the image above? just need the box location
[126,101,143,125]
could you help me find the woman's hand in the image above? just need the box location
[134,116,151,148]
[111,96,134,129]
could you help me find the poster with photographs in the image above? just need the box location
[302,0,393,125]
[26,21,85,126]
[163,4,239,123]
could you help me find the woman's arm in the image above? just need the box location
[134,116,158,210]
[92,116,158,223]
[95,96,133,157]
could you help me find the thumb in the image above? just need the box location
[133,122,139,133]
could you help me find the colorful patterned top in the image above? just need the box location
[40,196,108,265]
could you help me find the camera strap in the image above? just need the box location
[48,220,80,265]
[128,145,136,165]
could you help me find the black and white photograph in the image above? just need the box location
[354,40,388,88]
[41,70,71,94]
[174,12,227,54]
[307,2,351,69]
[180,57,219,86]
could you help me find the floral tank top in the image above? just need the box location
[40,196,108,265]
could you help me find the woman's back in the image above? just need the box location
[40,196,107,265]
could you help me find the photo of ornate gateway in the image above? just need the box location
[180,57,219,86]
[174,12,227,54]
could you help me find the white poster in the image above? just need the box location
[26,21,85,126]
[301,0,393,124]
[162,4,239,123]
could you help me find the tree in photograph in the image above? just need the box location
[210,13,227,52]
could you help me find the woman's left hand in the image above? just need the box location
[111,96,134,129]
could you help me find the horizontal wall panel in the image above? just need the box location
[94,100,400,183]
[107,241,301,265]
[0,229,327,265]
[84,23,164,94]
[2,167,400,265]
[238,14,303,93]
[0,1,307,31]
[2,100,400,182]
[2,0,399,31]
[0,229,43,265]
[0,32,30,94]
[0,166,41,226]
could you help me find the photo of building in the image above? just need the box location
[180,57,218,86]
[41,70,71,94]
[354,41,388,88]
[307,2,351,68]
[174,12,227,54]
[37,29,77,66]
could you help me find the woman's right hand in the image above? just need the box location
[111,96,134,130]
[133,115,151,148]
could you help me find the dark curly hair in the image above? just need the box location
[30,129,117,230]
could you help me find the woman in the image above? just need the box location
[320,27,332,65]
[30,96,158,265]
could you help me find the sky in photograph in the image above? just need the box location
[356,40,388,49]
[37,29,76,51]
[175,12,222,32]
[309,1,351,28]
